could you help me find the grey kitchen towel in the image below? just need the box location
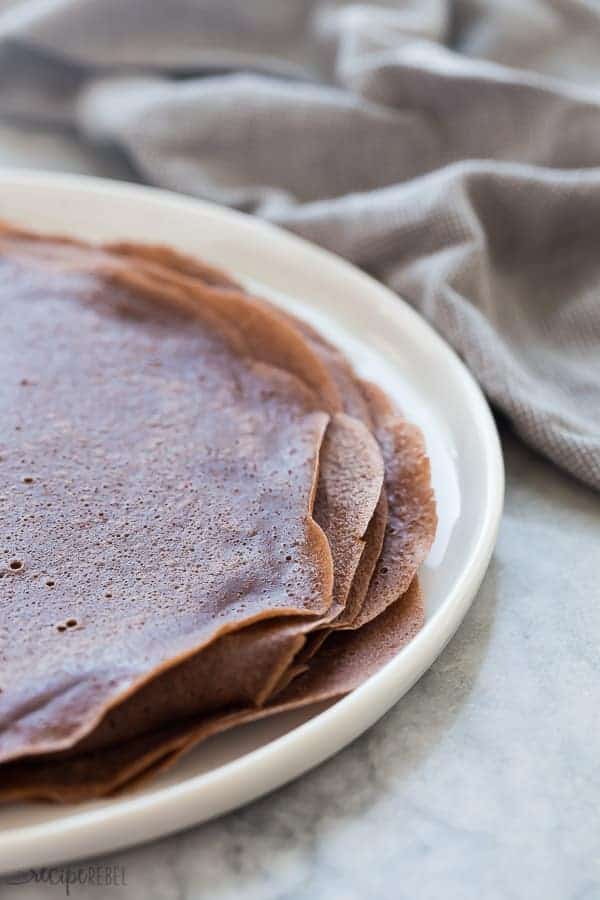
[1,0,599,490]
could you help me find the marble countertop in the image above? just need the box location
[1,126,599,900]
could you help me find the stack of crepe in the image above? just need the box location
[0,223,436,802]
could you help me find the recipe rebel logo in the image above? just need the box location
[4,865,128,895]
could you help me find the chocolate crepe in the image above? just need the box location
[0,225,436,801]
[0,230,336,761]
[0,580,424,803]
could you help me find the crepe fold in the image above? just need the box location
[0,225,436,802]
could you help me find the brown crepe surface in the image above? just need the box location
[0,580,424,803]
[108,244,436,631]
[0,233,340,762]
[349,382,437,628]
[92,249,436,650]
[0,227,436,799]
[232,304,436,631]
[312,413,384,623]
[104,242,436,647]
[33,412,386,758]
[69,234,434,635]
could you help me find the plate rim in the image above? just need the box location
[0,169,504,873]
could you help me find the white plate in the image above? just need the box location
[0,170,503,873]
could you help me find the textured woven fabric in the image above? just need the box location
[1,0,599,489]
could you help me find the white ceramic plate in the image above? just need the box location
[0,170,503,874]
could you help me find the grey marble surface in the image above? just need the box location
[1,129,599,900]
